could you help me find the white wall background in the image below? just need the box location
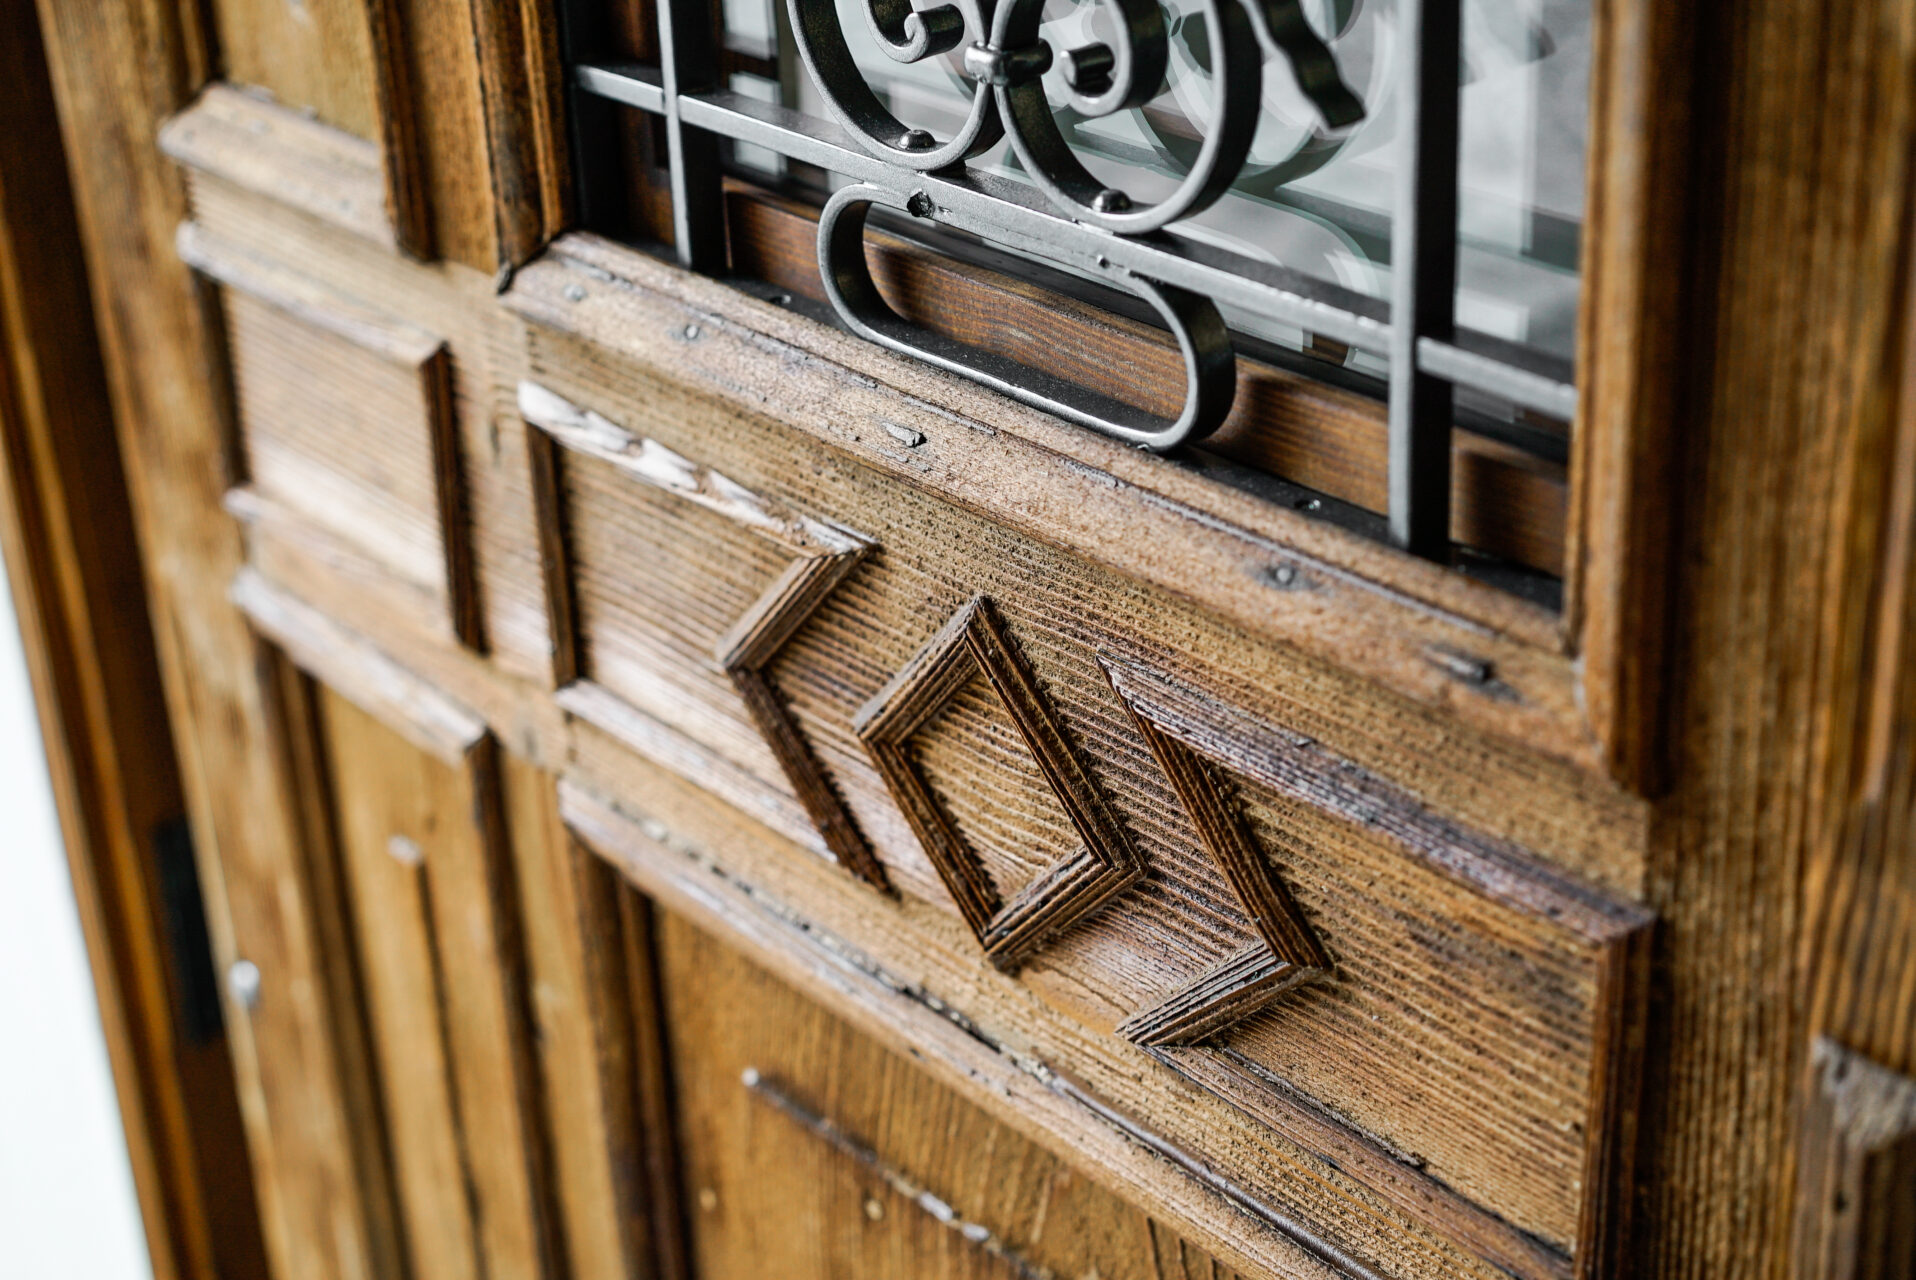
[0,556,153,1279]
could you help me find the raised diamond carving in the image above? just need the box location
[1101,656,1331,1046]
[854,597,1142,971]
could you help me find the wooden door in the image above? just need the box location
[10,0,1916,1278]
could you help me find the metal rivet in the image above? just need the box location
[1433,651,1494,685]
[562,283,586,302]
[863,1197,885,1221]
[905,190,936,219]
[1091,188,1132,214]
[227,959,262,1012]
[682,323,702,340]
[899,128,936,151]
[1274,565,1296,585]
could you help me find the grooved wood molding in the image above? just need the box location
[4,0,1915,1279]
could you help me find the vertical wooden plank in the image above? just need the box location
[501,755,707,1280]
[29,3,404,1278]
[1566,0,1696,793]
[1629,0,1916,1273]
[316,688,560,1280]
[0,4,264,1278]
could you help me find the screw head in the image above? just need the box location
[682,323,701,340]
[906,190,936,219]
[1091,188,1132,214]
[899,128,936,151]
[227,959,262,1011]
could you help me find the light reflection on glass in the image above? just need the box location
[732,0,1585,380]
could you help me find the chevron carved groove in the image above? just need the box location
[1101,656,1331,1046]
[519,380,887,888]
[854,597,1142,971]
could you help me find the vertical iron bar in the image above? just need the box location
[659,0,729,269]
[555,0,626,234]
[1386,0,1461,558]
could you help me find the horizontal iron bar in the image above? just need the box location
[578,61,666,112]
[1419,337,1579,420]
[573,64,1578,422]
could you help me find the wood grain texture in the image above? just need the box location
[1102,656,1652,1276]
[184,222,481,647]
[501,758,693,1280]
[657,910,1278,1280]
[163,157,1650,915]
[159,85,401,250]
[206,0,381,139]
[505,234,1599,776]
[854,595,1143,970]
[565,776,1436,1280]
[521,379,885,886]
[1564,0,1696,793]
[1791,1039,1916,1280]
[1112,700,1330,1047]
[31,3,408,1276]
[0,11,263,1277]
[314,687,561,1280]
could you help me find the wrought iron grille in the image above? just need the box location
[559,0,1581,563]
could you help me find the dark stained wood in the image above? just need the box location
[854,595,1144,969]
[1792,1039,1916,1280]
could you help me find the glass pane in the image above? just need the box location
[746,0,1586,375]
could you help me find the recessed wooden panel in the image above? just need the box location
[313,688,556,1280]
[186,225,478,648]
[1104,657,1650,1275]
[657,911,1265,1280]
[522,381,884,886]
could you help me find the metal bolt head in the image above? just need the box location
[1091,188,1132,214]
[899,128,936,151]
[227,959,262,1012]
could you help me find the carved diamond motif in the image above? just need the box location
[1101,656,1331,1046]
[854,597,1142,971]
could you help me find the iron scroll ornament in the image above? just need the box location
[792,0,1367,450]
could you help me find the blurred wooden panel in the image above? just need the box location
[500,754,690,1280]
[315,687,557,1280]
[183,223,479,647]
[0,6,265,1277]
[207,0,381,138]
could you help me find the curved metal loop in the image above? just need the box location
[1056,0,1169,118]
[863,0,967,63]
[817,185,1237,451]
[988,0,1263,233]
[1247,0,1365,128]
[789,0,1003,169]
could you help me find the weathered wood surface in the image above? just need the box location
[0,7,263,1277]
